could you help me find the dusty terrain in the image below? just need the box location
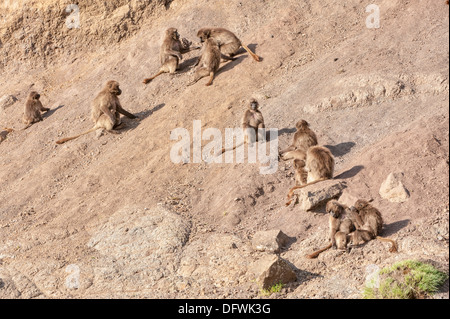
[0,0,448,299]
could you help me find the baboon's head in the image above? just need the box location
[29,91,40,100]
[354,199,369,210]
[167,28,180,41]
[296,120,309,130]
[249,99,259,111]
[197,28,211,43]
[326,200,344,219]
[293,159,305,170]
[107,81,122,96]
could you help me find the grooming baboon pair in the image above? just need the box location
[279,120,334,206]
[307,199,398,259]
[143,27,260,87]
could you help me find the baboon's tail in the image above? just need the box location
[376,236,398,253]
[56,128,97,145]
[215,141,246,157]
[143,70,165,84]
[306,243,333,259]
[242,44,260,62]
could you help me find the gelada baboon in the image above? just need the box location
[281,150,307,186]
[188,38,234,86]
[306,200,355,259]
[22,91,50,129]
[216,98,265,156]
[143,28,200,84]
[285,146,335,206]
[347,201,398,253]
[280,120,318,155]
[0,128,14,143]
[197,27,261,62]
[56,81,136,144]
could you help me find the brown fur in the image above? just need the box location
[307,200,355,259]
[0,128,14,143]
[188,38,227,86]
[143,28,199,84]
[56,81,136,144]
[293,158,308,186]
[197,27,260,62]
[281,120,318,155]
[22,91,50,129]
[216,99,265,156]
[347,203,398,253]
[281,149,307,186]
[285,146,335,206]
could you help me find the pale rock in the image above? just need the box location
[379,173,410,203]
[251,230,291,254]
[0,95,18,111]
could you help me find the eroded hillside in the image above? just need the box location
[0,0,448,299]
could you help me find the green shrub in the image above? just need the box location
[363,260,448,299]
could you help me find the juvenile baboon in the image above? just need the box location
[0,128,14,143]
[188,38,232,86]
[281,150,308,186]
[22,91,50,129]
[216,98,265,156]
[307,200,355,259]
[347,202,398,253]
[197,27,261,62]
[293,158,308,186]
[56,81,136,144]
[143,28,200,84]
[285,146,335,206]
[280,120,318,155]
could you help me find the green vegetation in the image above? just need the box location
[363,260,448,299]
[260,283,284,296]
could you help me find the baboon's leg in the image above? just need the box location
[205,71,215,86]
[189,68,210,86]
[220,42,241,57]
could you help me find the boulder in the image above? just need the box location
[293,180,347,211]
[251,230,291,254]
[379,173,410,203]
[251,255,297,290]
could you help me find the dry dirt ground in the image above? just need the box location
[0,0,448,299]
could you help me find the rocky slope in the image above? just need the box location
[0,0,448,299]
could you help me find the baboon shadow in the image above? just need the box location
[334,165,365,180]
[277,127,297,136]
[120,103,165,132]
[43,105,65,119]
[216,55,248,76]
[382,219,410,237]
[177,57,200,74]
[324,142,356,157]
[265,129,282,142]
